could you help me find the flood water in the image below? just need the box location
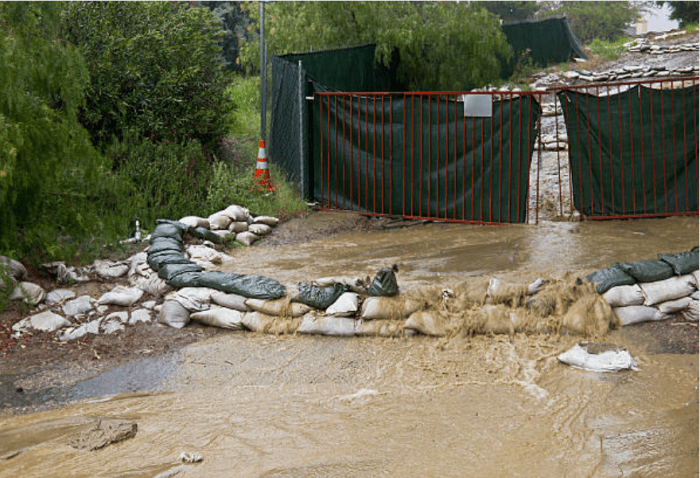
[0,215,697,477]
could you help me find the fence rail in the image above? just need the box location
[314,77,699,224]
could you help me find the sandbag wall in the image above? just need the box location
[586,248,699,325]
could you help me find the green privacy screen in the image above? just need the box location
[501,17,586,79]
[313,93,540,224]
[558,83,699,218]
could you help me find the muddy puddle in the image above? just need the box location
[0,215,697,477]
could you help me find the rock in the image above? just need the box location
[13,310,71,333]
[9,282,46,305]
[62,295,95,317]
[67,418,138,451]
[97,286,144,307]
[45,289,76,306]
[94,259,129,279]
[236,231,259,246]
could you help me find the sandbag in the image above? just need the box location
[211,292,251,312]
[245,298,311,317]
[639,274,696,306]
[236,231,259,246]
[207,211,232,230]
[475,305,516,335]
[178,216,210,229]
[93,260,129,279]
[404,310,450,337]
[222,204,249,222]
[165,287,219,312]
[241,311,299,334]
[157,300,191,329]
[585,265,636,294]
[325,292,359,317]
[681,300,698,321]
[0,255,27,281]
[13,311,70,333]
[9,282,46,305]
[361,296,422,320]
[148,237,184,255]
[248,223,272,236]
[368,265,399,297]
[297,313,357,337]
[562,295,615,335]
[152,220,189,239]
[166,271,205,289]
[228,221,249,233]
[186,244,230,266]
[601,284,645,307]
[97,286,144,307]
[619,259,674,283]
[147,251,190,272]
[658,250,699,275]
[195,271,286,300]
[293,282,349,310]
[656,296,693,315]
[190,226,222,244]
[613,305,668,326]
[558,342,637,372]
[253,216,279,227]
[190,306,244,330]
[159,262,203,282]
[355,319,415,337]
[313,276,369,294]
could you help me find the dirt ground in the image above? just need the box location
[1,32,698,415]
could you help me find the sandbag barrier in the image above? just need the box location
[585,248,699,325]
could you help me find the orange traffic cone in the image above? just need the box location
[253,139,274,192]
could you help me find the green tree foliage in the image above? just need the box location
[0,2,113,259]
[240,1,512,90]
[657,1,700,27]
[482,1,539,23]
[62,2,232,150]
[541,2,639,44]
[197,1,254,73]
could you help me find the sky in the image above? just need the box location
[641,2,680,32]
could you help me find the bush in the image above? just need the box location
[588,37,629,60]
[63,2,233,150]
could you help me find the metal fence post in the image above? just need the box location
[298,60,306,200]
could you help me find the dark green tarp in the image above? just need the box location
[312,92,540,223]
[558,84,699,217]
[501,17,586,78]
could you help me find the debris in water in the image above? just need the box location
[558,342,638,372]
[179,451,203,463]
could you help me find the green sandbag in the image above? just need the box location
[195,271,286,300]
[585,264,636,294]
[368,265,399,297]
[156,218,191,233]
[292,282,349,309]
[147,251,191,272]
[658,250,699,275]
[189,226,222,244]
[167,271,205,288]
[619,259,674,283]
[151,223,186,242]
[148,237,184,255]
[157,262,203,282]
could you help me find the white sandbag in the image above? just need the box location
[62,295,95,317]
[562,295,614,335]
[558,342,638,372]
[97,286,144,307]
[101,313,128,334]
[187,244,230,264]
[693,269,699,288]
[158,300,191,329]
[58,324,89,342]
[222,204,250,222]
[656,296,693,314]
[211,292,251,312]
[207,211,232,230]
[326,292,359,317]
[313,276,369,294]
[602,284,645,307]
[212,230,232,240]
[165,287,218,312]
[614,305,669,326]
[45,289,76,306]
[127,252,151,280]
[132,275,173,298]
[93,259,129,279]
[245,298,310,317]
[681,299,698,321]
[404,310,450,337]
[129,309,152,325]
[248,223,272,236]
[9,282,46,305]
[0,255,27,281]
[178,216,210,229]
[476,305,516,335]
[228,221,249,233]
[355,319,415,337]
[191,306,245,330]
[13,310,71,334]
[297,313,357,337]
[639,274,696,306]
[361,296,422,320]
[236,231,259,246]
[241,311,299,334]
[693,291,699,300]
[253,216,279,227]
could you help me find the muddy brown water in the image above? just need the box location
[0,215,697,477]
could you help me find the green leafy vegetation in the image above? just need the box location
[539,2,638,44]
[587,37,630,60]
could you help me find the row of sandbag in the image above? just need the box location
[585,248,699,325]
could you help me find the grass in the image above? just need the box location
[587,37,629,61]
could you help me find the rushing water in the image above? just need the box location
[0,215,697,477]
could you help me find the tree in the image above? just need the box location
[197,2,254,73]
[0,2,107,255]
[239,1,513,91]
[541,2,639,43]
[62,2,232,150]
[657,1,700,27]
[482,2,540,23]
